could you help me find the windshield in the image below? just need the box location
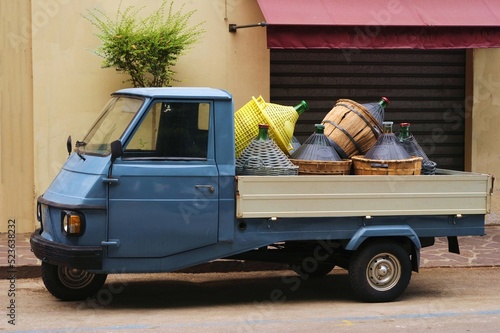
[80,96,145,156]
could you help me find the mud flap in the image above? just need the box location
[411,246,420,273]
[447,236,460,254]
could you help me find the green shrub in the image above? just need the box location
[85,0,204,87]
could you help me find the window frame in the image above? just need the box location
[121,99,214,162]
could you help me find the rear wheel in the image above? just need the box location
[41,262,107,301]
[348,240,412,302]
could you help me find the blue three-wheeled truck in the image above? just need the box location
[31,88,493,302]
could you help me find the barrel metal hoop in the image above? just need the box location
[336,103,381,138]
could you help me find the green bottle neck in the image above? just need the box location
[314,124,325,134]
[294,100,309,115]
[257,125,269,140]
[379,97,390,108]
[399,123,410,140]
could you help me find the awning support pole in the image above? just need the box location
[229,21,267,33]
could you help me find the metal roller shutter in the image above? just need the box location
[270,49,466,171]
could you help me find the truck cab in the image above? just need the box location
[32,88,237,300]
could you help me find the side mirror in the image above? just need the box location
[67,135,72,155]
[110,140,123,163]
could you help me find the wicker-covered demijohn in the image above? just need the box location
[289,124,351,175]
[397,123,437,175]
[236,124,299,176]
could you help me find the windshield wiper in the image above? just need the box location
[75,140,87,161]
[67,136,86,161]
[76,151,86,161]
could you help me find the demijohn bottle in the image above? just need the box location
[236,124,299,175]
[362,97,390,127]
[398,122,429,159]
[291,124,341,161]
[398,122,437,174]
[364,121,410,160]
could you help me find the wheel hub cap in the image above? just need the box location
[58,267,95,290]
[366,253,402,291]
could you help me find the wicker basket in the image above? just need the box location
[289,159,352,175]
[237,156,299,176]
[322,99,382,158]
[351,155,422,175]
[236,137,299,176]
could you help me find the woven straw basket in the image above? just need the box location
[351,156,422,175]
[289,159,352,175]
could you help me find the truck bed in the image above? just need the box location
[236,169,493,218]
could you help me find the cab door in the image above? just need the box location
[107,100,219,258]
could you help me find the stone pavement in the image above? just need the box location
[1,226,500,279]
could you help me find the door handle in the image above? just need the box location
[195,185,215,193]
[101,239,120,247]
[102,177,119,184]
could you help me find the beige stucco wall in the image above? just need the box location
[0,0,34,233]
[472,48,500,224]
[0,0,269,232]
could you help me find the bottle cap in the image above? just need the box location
[382,97,390,104]
[400,122,410,127]
[258,124,270,129]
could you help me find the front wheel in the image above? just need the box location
[41,262,107,301]
[348,240,412,302]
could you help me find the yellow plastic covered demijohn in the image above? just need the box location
[234,96,305,157]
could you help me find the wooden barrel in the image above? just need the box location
[322,99,382,158]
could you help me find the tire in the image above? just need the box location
[41,262,107,301]
[348,239,412,302]
[290,262,335,278]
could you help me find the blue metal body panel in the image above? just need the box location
[94,214,484,274]
[43,154,108,208]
